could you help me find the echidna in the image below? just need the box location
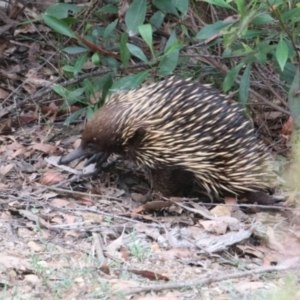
[59,77,274,203]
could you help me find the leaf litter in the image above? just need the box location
[0,122,299,299]
[0,2,299,299]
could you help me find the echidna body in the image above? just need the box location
[59,77,273,199]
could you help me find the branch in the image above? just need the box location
[115,257,300,296]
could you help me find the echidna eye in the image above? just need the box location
[87,143,96,151]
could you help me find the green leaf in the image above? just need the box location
[288,69,300,128]
[62,65,75,73]
[276,36,289,72]
[82,79,95,96]
[159,49,179,76]
[164,30,177,52]
[126,43,149,62]
[103,19,118,40]
[100,74,114,105]
[120,32,130,67]
[64,108,86,125]
[223,63,243,92]
[110,71,150,92]
[282,8,299,22]
[153,0,178,16]
[164,41,184,56]
[97,4,118,14]
[252,13,274,25]
[277,63,297,85]
[172,0,188,15]
[93,73,114,107]
[138,24,154,58]
[60,17,80,26]
[239,64,251,106]
[52,84,69,98]
[233,0,245,15]
[196,21,233,40]
[45,3,83,19]
[63,46,88,54]
[67,87,85,105]
[105,57,119,73]
[203,0,235,10]
[242,30,264,39]
[125,0,147,36]
[74,53,88,76]
[238,10,257,35]
[255,49,267,65]
[150,11,165,31]
[223,9,257,47]
[181,24,190,37]
[93,73,113,92]
[91,53,100,65]
[86,106,96,120]
[43,15,75,38]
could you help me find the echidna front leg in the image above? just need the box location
[145,167,196,197]
[83,152,110,169]
[238,190,277,206]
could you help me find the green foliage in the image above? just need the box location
[289,69,300,127]
[41,0,299,123]
[198,0,299,111]
[125,0,147,36]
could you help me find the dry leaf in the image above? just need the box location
[28,241,43,252]
[266,227,285,252]
[33,143,58,154]
[210,205,231,217]
[40,171,64,185]
[51,216,63,224]
[160,249,193,260]
[0,183,9,190]
[151,243,160,251]
[0,87,9,99]
[137,297,180,300]
[262,253,278,266]
[280,116,293,137]
[50,198,70,207]
[110,279,140,291]
[0,117,12,134]
[19,110,39,124]
[81,212,104,223]
[0,255,29,271]
[19,210,51,229]
[11,147,26,158]
[200,220,228,235]
[106,236,124,256]
[24,274,40,284]
[236,245,265,259]
[99,264,110,275]
[235,281,266,293]
[129,269,169,281]
[0,163,14,176]
[131,192,147,203]
[133,201,173,213]
[66,214,75,224]
[14,23,37,35]
[75,195,93,206]
[120,246,130,260]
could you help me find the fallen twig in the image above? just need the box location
[115,257,300,296]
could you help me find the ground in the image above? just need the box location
[0,1,300,299]
[0,123,300,300]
